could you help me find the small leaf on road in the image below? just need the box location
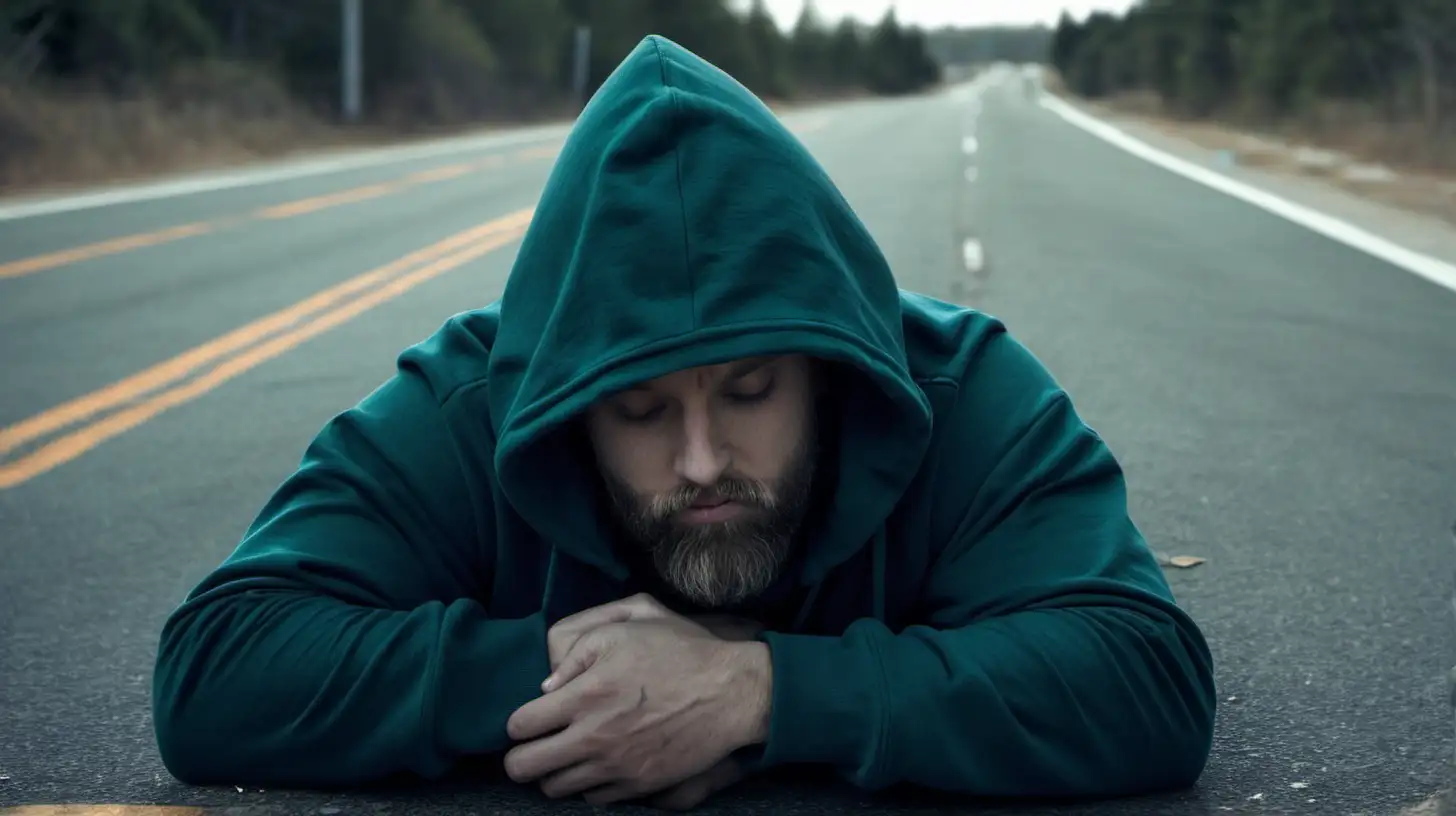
[1154,551,1207,568]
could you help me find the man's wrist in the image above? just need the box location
[725,641,772,748]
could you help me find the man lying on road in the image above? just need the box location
[152,35,1216,810]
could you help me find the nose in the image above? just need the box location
[675,400,728,487]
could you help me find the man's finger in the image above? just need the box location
[547,593,664,669]
[538,761,613,800]
[506,678,587,742]
[552,593,664,633]
[502,725,595,783]
[541,637,600,693]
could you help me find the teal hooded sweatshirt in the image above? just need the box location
[153,35,1215,800]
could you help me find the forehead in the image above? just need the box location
[627,354,795,393]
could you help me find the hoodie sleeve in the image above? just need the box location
[753,330,1217,798]
[152,353,550,787]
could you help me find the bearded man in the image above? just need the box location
[152,35,1216,811]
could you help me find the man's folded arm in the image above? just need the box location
[753,332,1217,798]
[152,361,548,787]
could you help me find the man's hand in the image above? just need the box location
[504,607,772,806]
[545,593,677,676]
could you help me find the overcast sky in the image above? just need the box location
[758,0,1136,29]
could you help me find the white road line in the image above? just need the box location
[0,124,572,222]
[0,104,846,222]
[965,168,979,183]
[961,137,979,155]
[962,239,985,273]
[1040,93,1456,295]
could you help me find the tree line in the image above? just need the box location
[1050,0,1456,132]
[925,24,1052,68]
[1,0,944,126]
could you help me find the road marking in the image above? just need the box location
[963,239,985,273]
[964,167,979,183]
[0,98,864,223]
[0,207,530,456]
[515,145,564,161]
[962,137,979,155]
[0,222,526,489]
[0,123,568,222]
[0,150,545,281]
[0,222,216,280]
[254,181,399,219]
[0,208,533,486]
[1,808,205,815]
[1040,93,1456,295]
[406,162,476,183]
[789,115,834,137]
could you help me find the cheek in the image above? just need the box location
[592,426,678,494]
[728,401,810,478]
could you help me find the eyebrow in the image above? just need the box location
[620,357,776,394]
[725,357,775,380]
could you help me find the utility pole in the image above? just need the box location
[341,0,362,123]
[572,25,592,111]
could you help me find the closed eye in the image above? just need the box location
[725,379,776,405]
[615,402,666,424]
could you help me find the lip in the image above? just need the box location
[679,500,744,524]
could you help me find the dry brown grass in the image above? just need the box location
[0,64,353,195]
[0,61,865,200]
[0,60,587,198]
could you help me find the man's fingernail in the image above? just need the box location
[541,675,557,692]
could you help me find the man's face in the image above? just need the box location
[584,354,819,609]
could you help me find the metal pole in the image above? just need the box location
[342,0,362,122]
[572,25,592,110]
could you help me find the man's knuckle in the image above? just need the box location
[631,592,664,613]
[582,728,613,757]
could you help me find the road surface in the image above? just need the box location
[2,66,1454,816]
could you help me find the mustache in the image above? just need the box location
[646,476,775,520]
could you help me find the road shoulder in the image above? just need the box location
[1041,92,1456,283]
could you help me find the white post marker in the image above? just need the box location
[962,239,985,274]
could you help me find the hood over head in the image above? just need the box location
[486,35,933,589]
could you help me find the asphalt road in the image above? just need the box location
[2,67,1455,816]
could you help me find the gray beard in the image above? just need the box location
[601,432,818,610]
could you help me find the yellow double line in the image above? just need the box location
[0,206,534,490]
[0,145,560,281]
